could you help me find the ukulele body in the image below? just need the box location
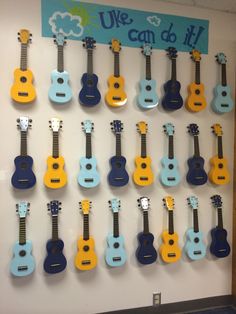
[159,230,181,263]
[48,69,72,104]
[210,227,230,258]
[186,156,208,185]
[105,234,127,267]
[108,156,129,187]
[212,85,233,113]
[160,157,180,186]
[133,156,154,186]
[11,155,36,189]
[186,83,207,112]
[77,157,100,188]
[184,228,206,260]
[162,80,183,110]
[137,79,158,109]
[208,156,230,185]
[75,236,97,271]
[136,232,157,265]
[11,68,36,103]
[44,239,67,274]
[44,156,67,189]
[79,73,101,106]
[10,240,35,277]
[105,75,127,107]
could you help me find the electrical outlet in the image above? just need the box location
[153,292,161,306]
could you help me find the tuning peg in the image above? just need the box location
[18,38,20,42]
[30,33,32,37]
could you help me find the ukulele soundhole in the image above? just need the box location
[87,79,93,87]
[114,82,120,89]
[57,78,64,84]
[115,162,122,168]
[141,163,147,169]
[51,246,59,254]
[20,162,27,170]
[218,234,226,242]
[86,164,92,170]
[20,76,27,83]
[169,239,174,246]
[195,163,201,169]
[168,164,174,170]
[113,242,120,249]
[194,238,199,243]
[53,163,59,169]
[143,239,149,246]
[218,163,223,169]
[83,245,89,252]
[19,250,26,257]
[146,85,151,91]
[222,91,227,97]
[195,89,200,95]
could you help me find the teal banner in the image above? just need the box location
[41,0,209,53]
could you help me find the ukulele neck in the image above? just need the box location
[52,215,59,241]
[85,133,92,159]
[221,64,227,86]
[168,135,174,159]
[146,55,151,80]
[193,135,200,158]
[87,49,93,76]
[52,131,59,158]
[217,207,224,229]
[113,212,119,238]
[20,131,28,156]
[195,61,201,84]
[193,208,199,233]
[19,217,26,245]
[115,133,121,157]
[217,136,223,159]
[143,211,149,234]
[141,134,147,158]
[83,214,89,240]
[114,52,120,77]
[57,45,64,72]
[171,58,177,81]
[20,43,28,71]
[168,211,174,235]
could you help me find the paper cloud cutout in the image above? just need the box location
[49,11,84,37]
[147,16,161,27]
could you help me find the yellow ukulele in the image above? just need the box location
[186,49,207,112]
[208,124,230,185]
[159,196,181,263]
[44,118,67,189]
[105,39,127,107]
[133,121,154,186]
[10,29,36,104]
[75,200,97,271]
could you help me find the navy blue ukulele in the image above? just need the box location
[108,120,129,187]
[136,197,157,265]
[186,124,207,186]
[44,200,67,274]
[79,37,101,107]
[11,117,36,189]
[210,195,230,258]
[162,47,183,111]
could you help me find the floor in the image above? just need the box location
[187,306,236,314]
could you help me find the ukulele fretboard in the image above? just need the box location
[217,136,224,159]
[115,133,121,157]
[87,49,93,76]
[146,55,151,80]
[52,215,59,241]
[113,212,119,238]
[193,208,199,233]
[114,52,120,77]
[143,211,149,234]
[217,207,224,229]
[221,64,227,86]
[57,45,64,73]
[195,61,201,84]
[85,133,92,158]
[141,134,147,158]
[168,135,174,159]
[168,211,174,235]
[52,132,59,158]
[20,131,28,156]
[83,214,89,240]
[171,58,177,81]
[193,135,200,157]
[20,43,28,71]
[19,217,26,245]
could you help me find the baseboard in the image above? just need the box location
[103,295,234,314]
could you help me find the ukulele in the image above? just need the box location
[210,195,230,258]
[105,198,127,267]
[79,37,101,107]
[137,43,158,109]
[186,124,207,185]
[160,123,180,187]
[208,124,230,185]
[44,118,67,189]
[186,49,207,112]
[159,196,181,263]
[211,53,233,113]
[162,47,183,111]
[10,29,36,103]
[48,33,72,104]
[184,196,206,261]
[133,121,154,186]
[77,120,100,188]
[136,197,157,265]
[75,200,97,271]
[44,201,67,274]
[11,117,36,189]
[108,120,129,187]
[10,202,35,277]
[105,39,127,107]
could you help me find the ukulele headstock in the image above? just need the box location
[109,198,121,213]
[187,196,199,210]
[17,116,32,131]
[187,123,199,136]
[18,29,32,45]
[82,120,94,134]
[211,195,223,209]
[110,39,121,53]
[47,200,62,216]
[163,196,174,211]
[163,123,175,136]
[49,118,63,132]
[54,32,66,46]
[79,199,91,215]
[141,43,152,56]
[83,36,96,50]
[16,201,30,218]
[166,47,178,59]
[215,52,227,65]
[212,123,223,136]
[137,121,148,135]
[190,49,201,62]
[111,120,123,134]
[137,197,150,212]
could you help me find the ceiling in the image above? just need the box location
[158,0,236,14]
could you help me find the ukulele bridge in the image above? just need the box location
[18,266,28,271]
[84,178,94,182]
[144,99,153,103]
[167,177,176,181]
[194,251,202,255]
[18,92,28,97]
[167,253,176,257]
[113,257,122,262]
[56,93,66,97]
[82,260,91,265]
[217,176,225,180]
[140,177,148,181]
[51,179,60,183]
[194,102,202,106]
[221,104,229,107]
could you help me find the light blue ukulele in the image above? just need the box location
[48,33,72,104]
[160,123,180,187]
[78,120,100,188]
[105,198,127,267]
[185,196,206,261]
[10,202,35,277]
[211,53,233,113]
[137,43,158,110]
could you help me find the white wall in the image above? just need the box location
[0,0,235,313]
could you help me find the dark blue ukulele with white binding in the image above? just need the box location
[210,195,230,258]
[162,47,183,111]
[186,124,207,186]
[11,117,36,189]
[79,37,101,107]
[136,197,157,265]
[108,120,129,187]
[44,200,67,274]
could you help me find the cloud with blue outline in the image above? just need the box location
[49,11,84,37]
[147,16,161,27]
